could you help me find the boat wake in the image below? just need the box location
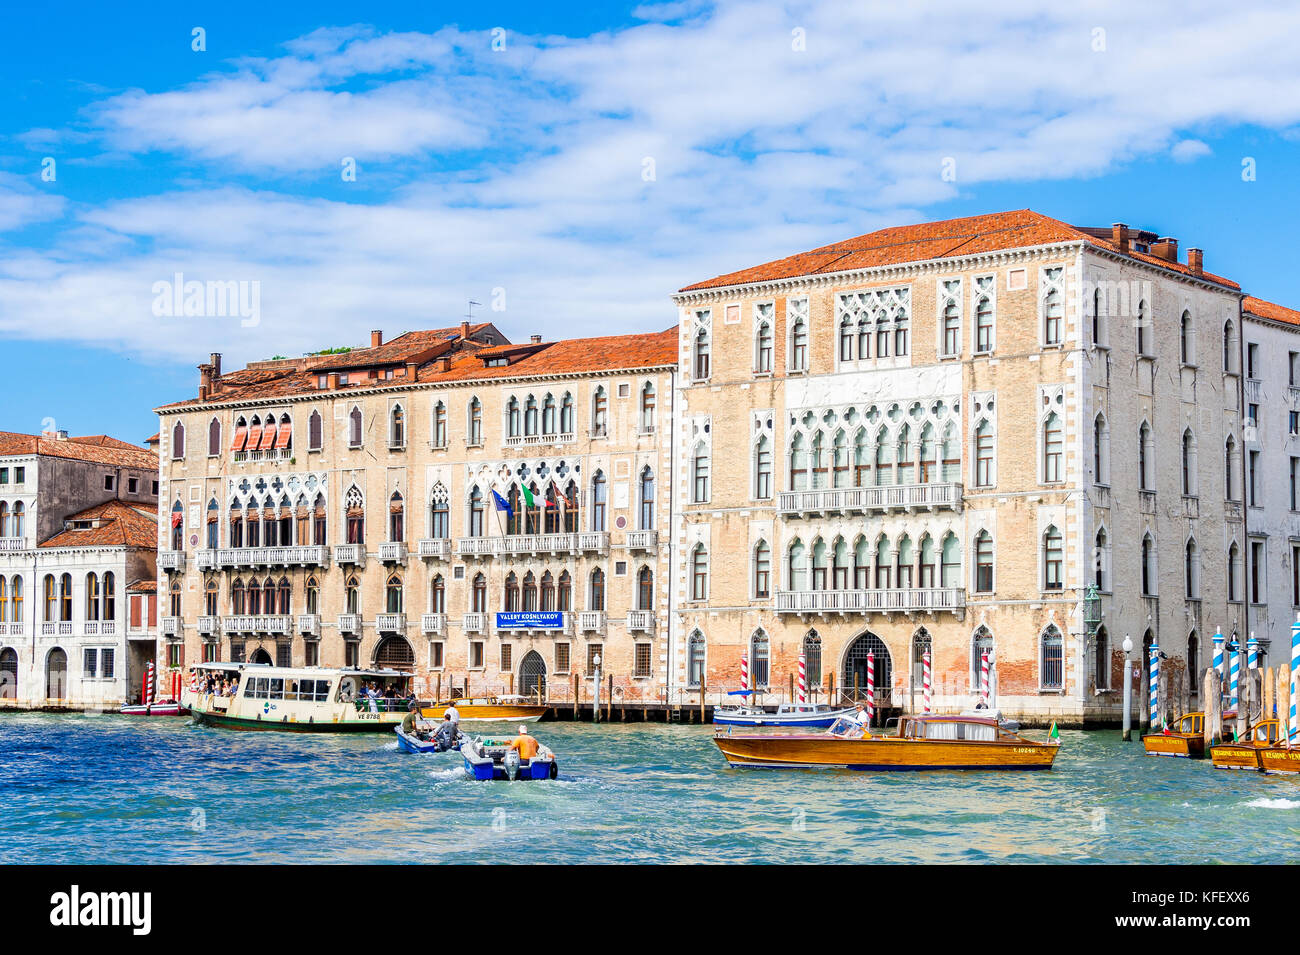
[1243,797,1300,809]
[427,767,464,783]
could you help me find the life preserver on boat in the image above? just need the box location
[548,760,559,780]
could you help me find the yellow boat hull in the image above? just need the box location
[1209,743,1263,770]
[1257,746,1300,774]
[421,702,548,723]
[712,733,1059,771]
[1142,733,1205,759]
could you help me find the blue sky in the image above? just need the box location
[3,0,1300,443]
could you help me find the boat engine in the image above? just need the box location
[503,749,521,780]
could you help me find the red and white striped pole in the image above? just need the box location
[980,650,990,706]
[145,660,156,705]
[797,652,807,704]
[866,651,876,726]
[922,650,932,714]
[740,652,749,697]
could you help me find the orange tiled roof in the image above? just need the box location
[158,327,678,410]
[1243,296,1300,327]
[0,430,157,470]
[127,578,158,593]
[39,500,158,549]
[678,209,1240,292]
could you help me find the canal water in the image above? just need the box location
[2,713,1298,864]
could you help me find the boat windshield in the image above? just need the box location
[827,717,866,737]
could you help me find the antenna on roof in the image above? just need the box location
[465,300,482,323]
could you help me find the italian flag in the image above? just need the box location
[522,486,536,508]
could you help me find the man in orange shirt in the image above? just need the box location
[507,724,540,760]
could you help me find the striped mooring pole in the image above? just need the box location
[980,650,991,706]
[865,651,875,726]
[797,651,807,704]
[1290,614,1300,745]
[1212,628,1225,713]
[1248,633,1259,671]
[922,649,933,714]
[1148,641,1160,729]
[740,652,749,698]
[1229,638,1241,715]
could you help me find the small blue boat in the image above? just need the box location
[713,703,858,728]
[394,723,463,754]
[461,736,558,781]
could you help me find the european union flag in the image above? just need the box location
[491,489,512,517]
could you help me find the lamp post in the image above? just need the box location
[592,653,602,724]
[1121,634,1133,741]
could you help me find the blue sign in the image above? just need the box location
[496,611,565,630]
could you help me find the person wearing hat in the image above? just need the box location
[507,724,540,761]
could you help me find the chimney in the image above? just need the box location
[327,372,340,390]
[1151,237,1179,263]
[437,356,451,373]
[210,352,221,381]
[199,384,209,401]
[460,321,471,339]
[56,430,68,441]
[1111,222,1129,254]
[371,329,383,348]
[1188,248,1204,275]
[405,361,418,379]
[530,334,542,344]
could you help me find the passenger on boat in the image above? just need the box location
[401,702,431,739]
[444,702,461,730]
[508,725,540,761]
[852,703,870,725]
[434,714,458,750]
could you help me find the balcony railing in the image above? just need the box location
[1245,377,1263,404]
[159,551,185,571]
[338,613,362,635]
[0,622,23,636]
[576,610,606,633]
[417,538,453,559]
[626,530,658,551]
[297,614,321,637]
[232,448,292,464]
[775,587,966,615]
[206,545,329,569]
[375,612,407,632]
[463,612,487,634]
[378,541,407,564]
[222,614,291,635]
[161,616,181,636]
[198,615,220,636]
[626,609,655,632]
[334,544,365,565]
[421,613,448,635]
[503,432,575,448]
[778,482,963,517]
[0,538,25,552]
[86,620,116,635]
[455,533,609,558]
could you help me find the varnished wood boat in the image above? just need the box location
[1210,718,1281,770]
[420,696,548,723]
[712,714,1061,771]
[1141,712,1206,758]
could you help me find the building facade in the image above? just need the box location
[156,324,677,703]
[0,431,160,709]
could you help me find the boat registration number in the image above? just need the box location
[1012,747,1037,754]
[355,712,381,720]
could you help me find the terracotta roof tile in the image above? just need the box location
[0,431,157,470]
[678,209,1240,292]
[1243,296,1300,327]
[39,500,158,549]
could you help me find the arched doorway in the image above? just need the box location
[842,632,892,703]
[373,636,415,671]
[249,647,273,666]
[45,647,67,700]
[519,650,546,701]
[0,647,16,699]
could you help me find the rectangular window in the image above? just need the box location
[166,643,183,668]
[1291,352,1300,387]
[1041,638,1063,690]
[103,475,114,491]
[1247,342,1259,378]
[586,643,603,674]
[976,538,993,593]
[344,640,359,668]
[469,641,485,669]
[1292,411,1300,437]
[305,641,319,667]
[16,467,25,484]
[84,648,98,678]
[1292,457,1300,511]
[0,468,7,483]
[128,477,139,493]
[693,452,710,503]
[1293,545,1300,608]
[1251,540,1265,604]
[634,643,652,678]
[500,643,512,673]
[1249,450,1260,506]
[555,642,571,674]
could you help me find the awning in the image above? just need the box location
[229,426,248,452]
[171,514,183,528]
[245,422,263,449]
[258,423,278,451]
[273,421,293,450]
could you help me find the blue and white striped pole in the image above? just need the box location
[1290,615,1300,745]
[1247,632,1259,672]
[1229,638,1241,716]
[1212,628,1225,713]
[1148,641,1160,730]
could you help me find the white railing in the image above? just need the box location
[576,611,606,633]
[455,533,609,557]
[778,482,963,515]
[334,543,365,565]
[626,530,658,551]
[417,538,453,559]
[421,613,448,635]
[198,615,220,635]
[40,623,54,635]
[626,610,655,632]
[158,551,185,571]
[232,447,292,463]
[1245,378,1263,404]
[378,541,407,563]
[575,532,609,554]
[221,614,291,634]
[456,537,496,557]
[463,612,487,633]
[503,432,575,448]
[100,621,116,635]
[297,614,320,637]
[196,549,219,571]
[774,587,966,614]
[84,621,99,635]
[375,612,407,632]
[162,616,181,636]
[338,613,361,634]
[0,538,25,552]
[0,622,23,636]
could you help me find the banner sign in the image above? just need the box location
[496,611,565,630]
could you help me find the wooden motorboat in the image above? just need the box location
[461,736,558,780]
[120,699,189,717]
[713,702,858,727]
[713,714,1061,771]
[1210,718,1281,770]
[421,696,548,723]
[394,722,464,754]
[1141,712,1206,758]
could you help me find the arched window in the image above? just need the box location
[171,421,185,460]
[690,544,709,600]
[388,491,404,543]
[305,576,319,615]
[787,538,807,592]
[1043,525,1063,591]
[557,570,572,611]
[1040,625,1064,690]
[693,325,711,380]
[385,574,403,614]
[1136,299,1149,355]
[468,397,483,445]
[507,397,521,438]
[471,573,487,612]
[433,401,447,447]
[1223,320,1238,373]
[170,500,184,551]
[85,573,100,621]
[468,486,484,538]
[276,576,291,615]
[974,420,994,487]
[349,406,363,448]
[940,533,961,588]
[344,574,360,614]
[1094,527,1108,591]
[839,315,855,362]
[750,630,771,689]
[0,502,8,538]
[975,292,994,352]
[541,394,556,435]
[639,466,655,529]
[560,393,574,435]
[640,382,656,433]
[1043,412,1063,483]
[1094,625,1110,691]
[1225,435,1238,501]
[522,571,538,611]
[1139,422,1153,491]
[637,566,653,611]
[506,572,521,612]
[1185,538,1200,599]
[1228,543,1242,602]
[692,443,710,503]
[789,432,808,491]
[753,540,771,598]
[0,576,7,624]
[1043,284,1063,345]
[389,405,405,449]
[974,530,994,593]
[1182,429,1197,496]
[1094,414,1110,485]
[429,483,449,539]
[10,502,21,539]
[539,571,555,611]
[592,387,607,436]
[42,574,55,622]
[1141,534,1157,596]
[308,409,323,451]
[1092,287,1106,346]
[754,436,772,499]
[346,485,365,544]
[942,302,960,357]
[686,631,706,688]
[524,395,538,435]
[1180,310,1194,364]
[59,573,72,621]
[591,470,607,532]
[790,312,808,371]
[1187,632,1200,701]
[803,631,822,686]
[207,417,221,457]
[589,568,605,611]
[231,578,246,615]
[754,319,773,373]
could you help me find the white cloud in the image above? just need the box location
[1171,139,1213,163]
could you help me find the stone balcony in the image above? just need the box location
[161,616,181,636]
[417,538,453,559]
[375,612,407,632]
[378,541,407,564]
[775,587,965,617]
[576,610,606,633]
[222,614,291,635]
[420,613,448,635]
[462,612,488,634]
[158,550,185,571]
[338,613,362,635]
[502,432,574,449]
[778,481,962,517]
[455,532,609,558]
[199,545,329,571]
[297,613,321,637]
[334,543,365,566]
[626,609,655,632]
[197,615,220,636]
[83,620,117,636]
[626,530,658,551]
[0,537,25,552]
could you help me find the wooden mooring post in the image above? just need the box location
[700,681,706,724]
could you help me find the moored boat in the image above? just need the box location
[420,696,548,723]
[1141,712,1206,758]
[1209,718,1280,770]
[713,714,1060,771]
[460,735,558,780]
[712,702,857,727]
[120,699,189,717]
[183,661,424,732]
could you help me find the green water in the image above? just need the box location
[1,713,1298,864]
